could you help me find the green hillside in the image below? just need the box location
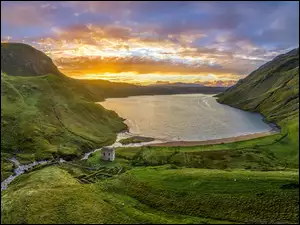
[1,73,127,157]
[1,43,128,180]
[2,165,298,224]
[217,48,299,167]
[217,48,299,124]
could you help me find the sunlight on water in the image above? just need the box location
[99,94,272,142]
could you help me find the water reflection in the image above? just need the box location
[99,94,272,142]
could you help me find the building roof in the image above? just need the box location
[102,147,115,152]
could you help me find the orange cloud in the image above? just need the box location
[53,56,241,77]
[4,21,267,85]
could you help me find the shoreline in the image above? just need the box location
[101,94,282,148]
[148,129,280,147]
[97,92,221,103]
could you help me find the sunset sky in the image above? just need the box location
[1,1,299,86]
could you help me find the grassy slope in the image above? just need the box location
[216,48,299,125]
[107,166,298,224]
[216,48,299,164]
[119,136,155,145]
[1,166,233,224]
[1,165,298,224]
[1,72,127,180]
[1,43,130,181]
[114,128,297,170]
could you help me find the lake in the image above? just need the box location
[99,94,273,142]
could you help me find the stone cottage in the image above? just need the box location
[101,147,115,161]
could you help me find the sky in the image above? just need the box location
[1,1,299,86]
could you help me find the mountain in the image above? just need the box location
[217,47,299,165]
[1,43,128,174]
[146,81,226,94]
[1,43,64,77]
[150,82,206,87]
[83,80,227,97]
[217,48,299,124]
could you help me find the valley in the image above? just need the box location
[1,43,299,224]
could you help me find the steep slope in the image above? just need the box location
[1,43,64,77]
[217,48,299,124]
[217,48,299,166]
[1,44,127,179]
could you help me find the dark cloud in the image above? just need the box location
[1,1,56,27]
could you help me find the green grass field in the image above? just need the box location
[1,165,298,224]
[106,166,299,223]
[115,117,298,171]
[119,136,155,145]
[1,166,235,224]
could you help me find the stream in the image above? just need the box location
[1,158,51,191]
[1,122,279,192]
[1,132,159,191]
[1,158,67,191]
[81,131,164,160]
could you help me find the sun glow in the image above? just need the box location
[69,71,240,86]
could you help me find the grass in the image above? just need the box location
[216,48,299,126]
[1,161,14,182]
[103,166,299,224]
[1,72,127,166]
[1,166,234,224]
[2,165,298,224]
[114,118,298,170]
[119,136,155,145]
[84,150,131,169]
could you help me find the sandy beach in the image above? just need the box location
[148,129,280,147]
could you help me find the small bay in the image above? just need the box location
[99,93,273,142]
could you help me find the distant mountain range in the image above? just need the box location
[149,82,206,87]
[146,80,237,88]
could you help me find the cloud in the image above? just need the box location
[52,56,233,76]
[24,20,291,78]
[62,1,136,19]
[1,1,56,27]
[1,1,298,85]
[253,2,299,48]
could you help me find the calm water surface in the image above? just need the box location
[99,94,272,142]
